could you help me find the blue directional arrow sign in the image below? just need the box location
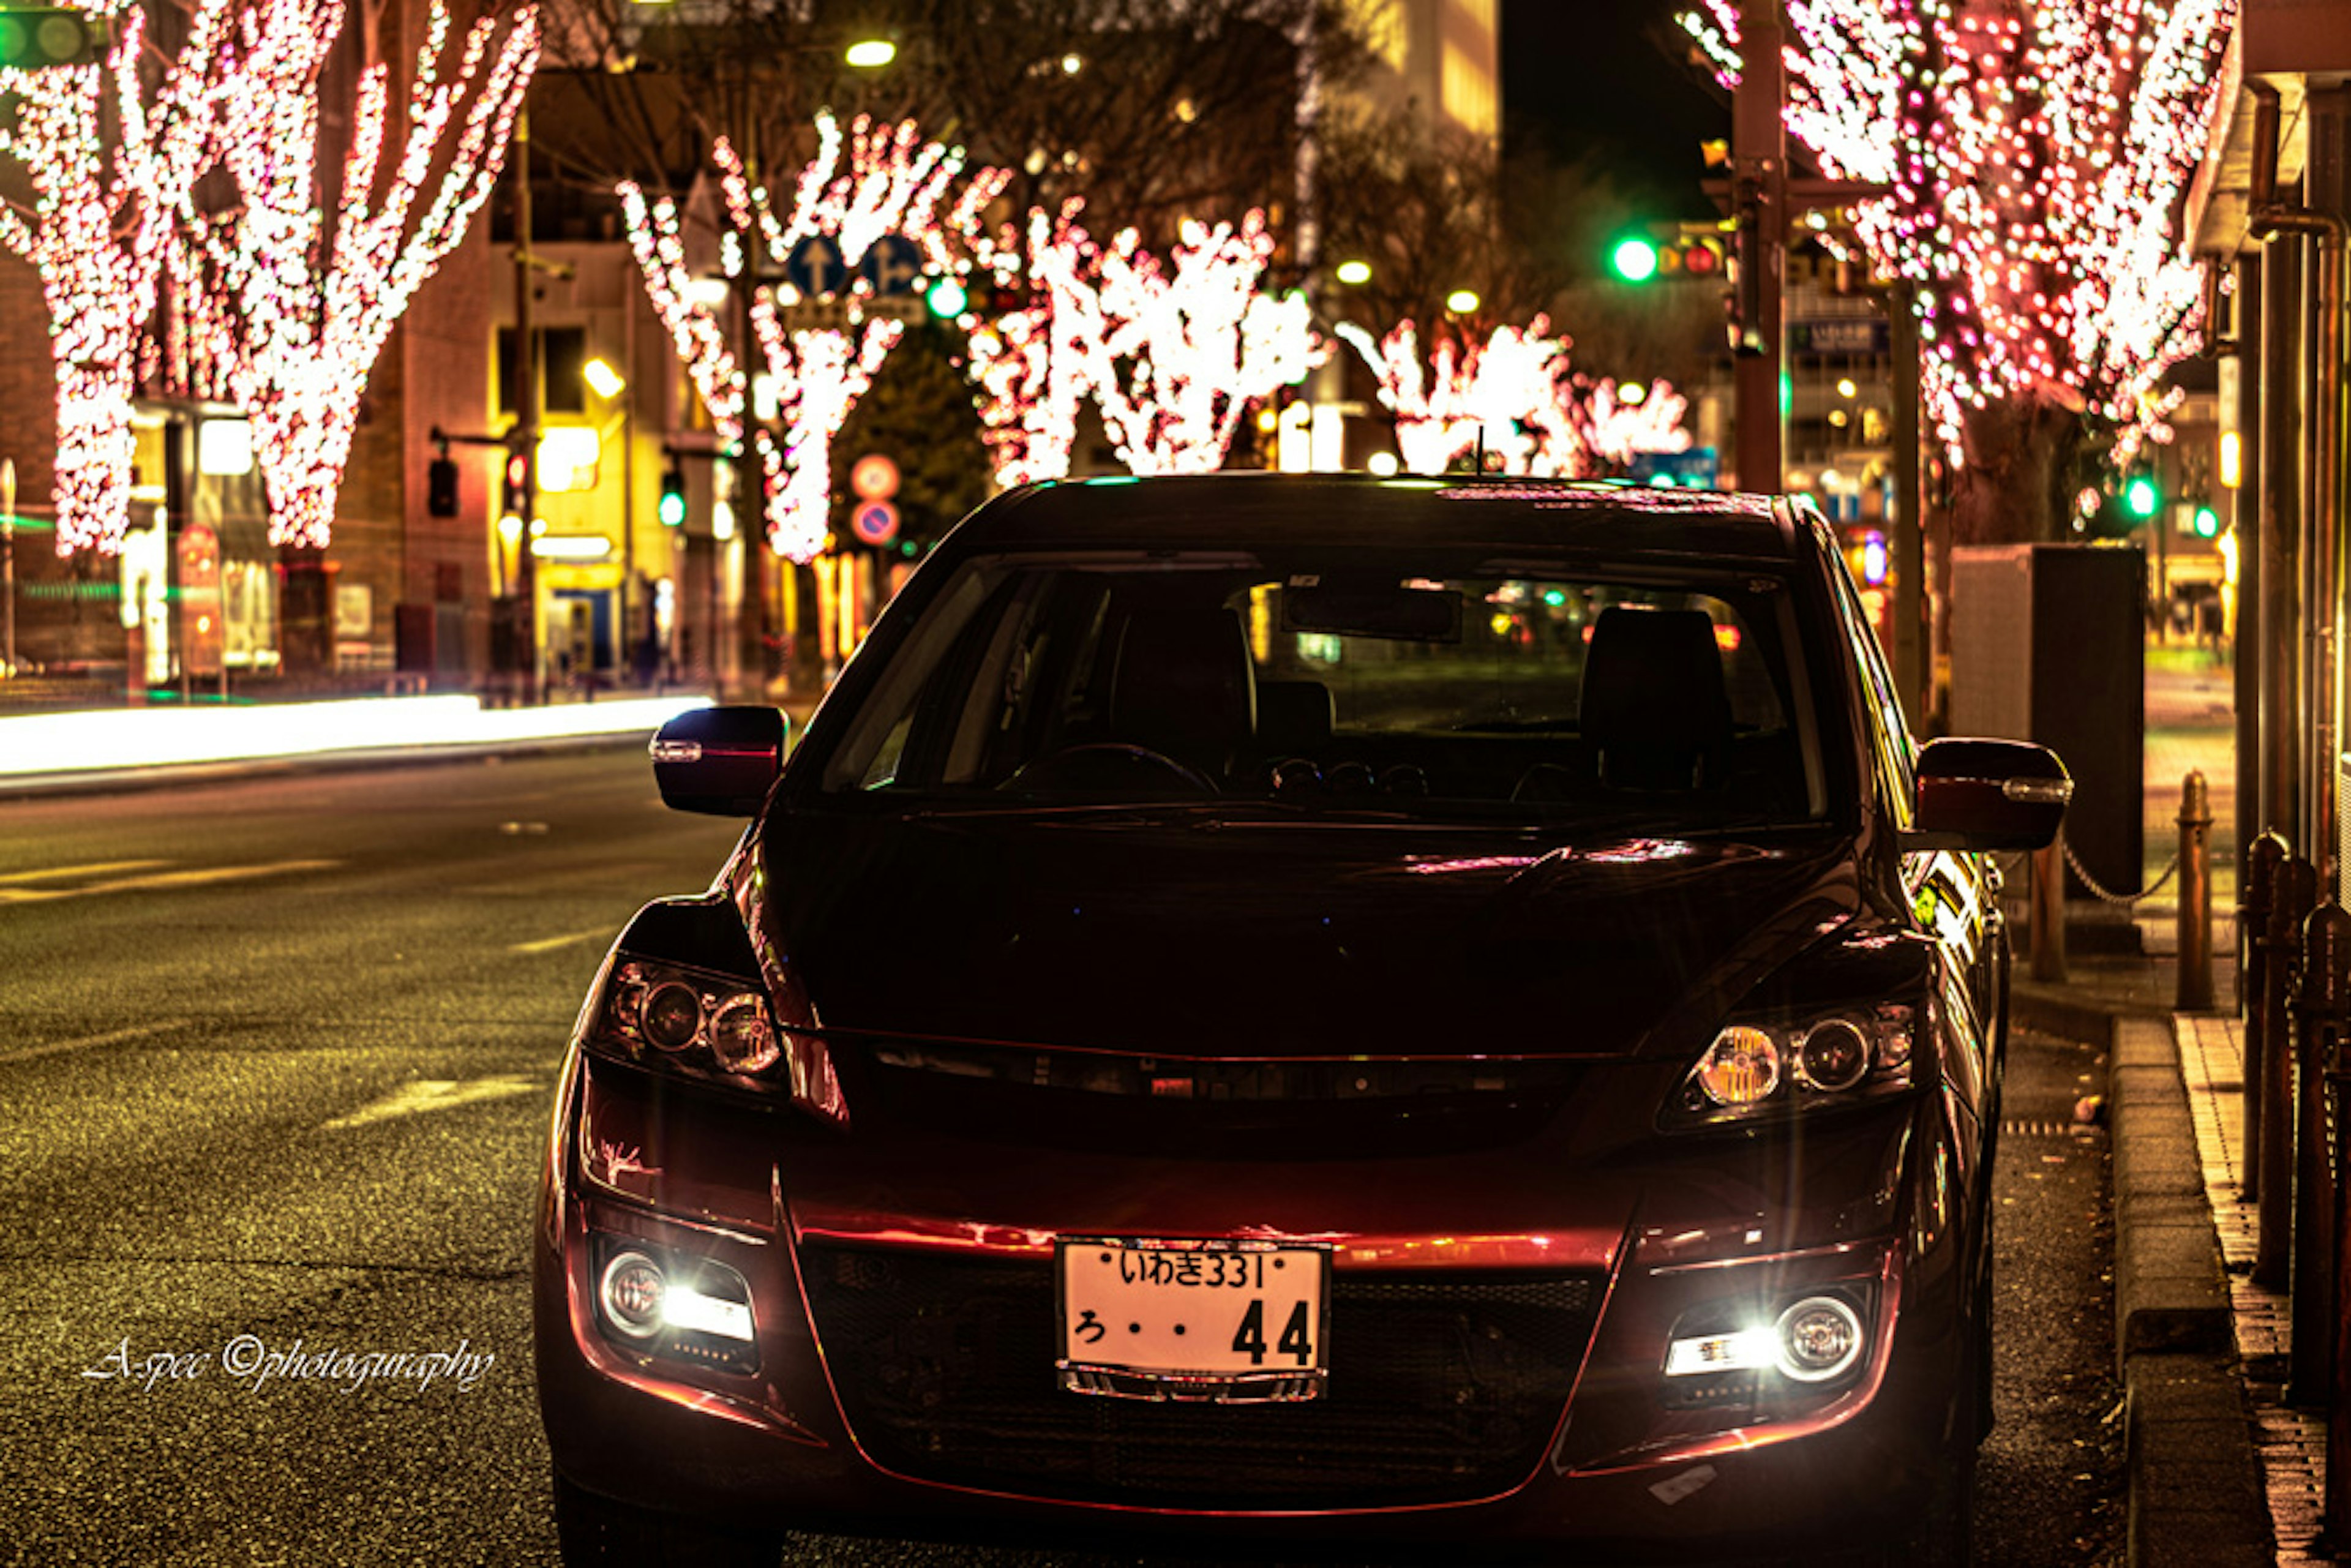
[784,234,850,298]
[860,234,923,298]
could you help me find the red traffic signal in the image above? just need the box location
[1655,233,1728,279]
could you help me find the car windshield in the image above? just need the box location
[816,547,1828,828]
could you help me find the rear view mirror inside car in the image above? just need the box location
[1281,583,1463,642]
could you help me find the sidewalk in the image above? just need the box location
[2008,645,2315,1567]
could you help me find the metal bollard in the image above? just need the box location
[2331,1046,2351,1539]
[2031,839,2067,983]
[2258,856,2319,1289]
[2178,772,2215,1011]
[2246,835,2287,1202]
[2291,902,2350,1405]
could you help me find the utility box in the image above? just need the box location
[1948,544,2144,899]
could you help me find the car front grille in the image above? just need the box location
[800,1242,1603,1510]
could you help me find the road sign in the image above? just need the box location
[860,235,923,298]
[850,500,900,547]
[1790,318,1891,356]
[1635,447,1721,489]
[785,235,850,298]
[851,454,899,501]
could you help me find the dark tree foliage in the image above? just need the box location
[533,0,1367,253]
[829,321,994,547]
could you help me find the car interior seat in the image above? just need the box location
[1578,606,1735,791]
[1109,603,1259,781]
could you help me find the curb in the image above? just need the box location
[2068,999,2274,1566]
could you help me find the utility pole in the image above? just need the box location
[1731,0,1786,494]
[1,457,14,678]
[511,107,541,703]
[1889,283,1927,726]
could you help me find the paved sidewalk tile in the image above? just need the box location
[2174,1013,2331,1566]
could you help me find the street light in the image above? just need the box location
[1445,288,1480,315]
[583,356,625,399]
[844,37,894,68]
[1334,259,1371,286]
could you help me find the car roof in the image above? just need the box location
[943,473,1804,564]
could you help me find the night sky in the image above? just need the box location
[1499,0,1730,225]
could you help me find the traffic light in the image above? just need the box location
[1608,236,1659,283]
[0,9,106,69]
[427,456,459,519]
[1609,231,1727,284]
[1728,171,1765,357]
[923,274,970,320]
[1657,233,1727,279]
[502,449,527,517]
[658,467,686,528]
[2123,472,2161,522]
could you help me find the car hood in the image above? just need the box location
[742,808,1863,1061]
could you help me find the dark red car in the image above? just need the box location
[534,475,2068,1565]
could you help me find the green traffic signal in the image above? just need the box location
[658,468,686,528]
[923,276,970,320]
[2192,505,2219,539]
[1610,236,1660,283]
[0,8,104,68]
[2124,475,2161,520]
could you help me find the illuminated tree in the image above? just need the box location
[620,111,1005,560]
[1337,317,1690,478]
[959,206,1092,488]
[176,0,541,549]
[1681,0,2233,542]
[0,5,228,555]
[961,206,1319,481]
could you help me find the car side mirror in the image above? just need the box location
[650,705,787,816]
[1902,737,2071,852]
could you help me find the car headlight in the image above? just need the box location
[582,956,839,1120]
[1664,1002,1917,1128]
[1661,1286,1873,1405]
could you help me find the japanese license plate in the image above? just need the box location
[1056,1237,1330,1401]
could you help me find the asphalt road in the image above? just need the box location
[0,750,2117,1566]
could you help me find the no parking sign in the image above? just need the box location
[850,499,900,547]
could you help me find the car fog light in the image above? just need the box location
[1794,1019,1870,1092]
[599,1250,666,1340]
[1664,1324,1777,1377]
[664,1266,756,1343]
[1694,1025,1780,1106]
[707,995,779,1075]
[640,981,702,1052]
[1775,1295,1864,1382]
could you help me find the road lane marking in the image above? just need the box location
[0,858,340,903]
[0,1018,194,1065]
[324,1076,546,1131]
[0,860,173,884]
[509,928,612,955]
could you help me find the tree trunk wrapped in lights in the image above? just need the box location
[620,112,1006,563]
[174,0,541,550]
[0,5,230,555]
[1680,0,2233,542]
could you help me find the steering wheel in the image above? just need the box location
[1005,743,1219,797]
